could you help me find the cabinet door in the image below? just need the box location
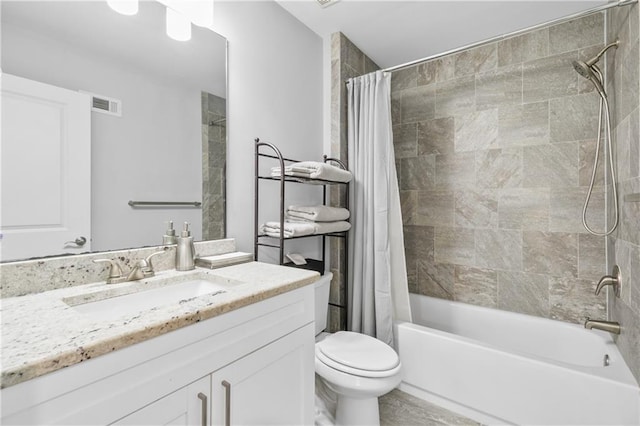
[211,324,314,426]
[113,376,210,426]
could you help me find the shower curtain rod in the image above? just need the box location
[379,0,638,74]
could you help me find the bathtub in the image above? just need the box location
[394,294,640,425]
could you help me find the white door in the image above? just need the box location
[1,73,91,261]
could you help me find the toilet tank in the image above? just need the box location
[314,272,333,335]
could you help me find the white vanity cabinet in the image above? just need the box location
[113,326,312,426]
[1,285,315,426]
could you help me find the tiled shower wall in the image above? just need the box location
[392,13,609,323]
[607,4,640,382]
[202,92,226,240]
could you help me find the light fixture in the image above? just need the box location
[157,0,214,29]
[165,6,191,41]
[106,0,212,42]
[106,0,138,16]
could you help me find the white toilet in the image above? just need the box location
[314,273,402,426]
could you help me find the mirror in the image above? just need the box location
[1,0,227,261]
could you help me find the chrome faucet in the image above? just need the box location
[126,251,165,281]
[94,251,165,284]
[595,265,621,297]
[93,258,127,284]
[584,318,621,335]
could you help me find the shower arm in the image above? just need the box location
[586,41,620,67]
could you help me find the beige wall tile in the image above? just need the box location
[454,189,498,228]
[476,148,523,188]
[434,227,476,266]
[548,13,604,55]
[435,152,476,189]
[454,109,499,152]
[498,28,549,67]
[475,229,523,271]
[523,231,578,278]
[435,76,475,118]
[418,117,455,155]
[498,188,550,230]
[476,64,523,109]
[497,271,549,317]
[498,101,549,147]
[522,142,579,188]
[416,190,455,227]
[454,265,497,308]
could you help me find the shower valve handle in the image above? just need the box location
[595,265,621,297]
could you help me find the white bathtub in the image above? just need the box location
[394,294,640,425]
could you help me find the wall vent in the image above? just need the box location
[316,0,339,8]
[81,91,122,117]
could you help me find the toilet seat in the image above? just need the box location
[315,331,401,378]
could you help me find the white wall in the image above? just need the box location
[213,1,324,257]
[2,22,204,252]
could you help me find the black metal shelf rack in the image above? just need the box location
[254,138,350,318]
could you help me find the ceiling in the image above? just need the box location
[276,0,610,69]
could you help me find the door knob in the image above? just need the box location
[64,236,87,247]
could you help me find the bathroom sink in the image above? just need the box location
[65,274,242,320]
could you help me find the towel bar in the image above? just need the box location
[128,200,202,207]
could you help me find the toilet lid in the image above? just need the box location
[316,331,400,374]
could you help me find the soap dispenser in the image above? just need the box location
[176,222,195,271]
[163,220,177,245]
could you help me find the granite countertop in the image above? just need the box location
[0,262,319,389]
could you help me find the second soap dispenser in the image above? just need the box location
[176,222,195,271]
[163,220,177,245]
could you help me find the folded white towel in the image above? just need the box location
[271,161,352,183]
[287,205,350,222]
[314,221,351,235]
[271,169,312,179]
[260,221,315,238]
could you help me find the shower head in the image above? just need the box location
[572,59,594,79]
[572,60,606,98]
[572,40,618,99]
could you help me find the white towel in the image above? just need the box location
[287,205,350,222]
[270,165,311,177]
[260,221,315,238]
[271,161,352,183]
[271,169,312,179]
[313,221,351,235]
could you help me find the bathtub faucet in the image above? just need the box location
[584,317,621,335]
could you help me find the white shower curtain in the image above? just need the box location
[347,71,412,346]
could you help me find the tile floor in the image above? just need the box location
[379,389,480,426]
